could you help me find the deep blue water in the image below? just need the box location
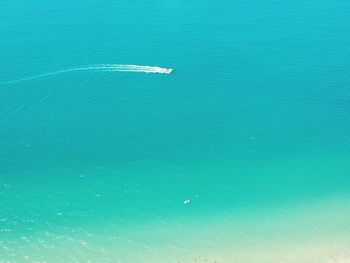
[1,0,350,262]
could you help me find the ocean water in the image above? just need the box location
[1,0,350,262]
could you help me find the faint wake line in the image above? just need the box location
[0,64,173,85]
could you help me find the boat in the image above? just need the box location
[159,67,173,74]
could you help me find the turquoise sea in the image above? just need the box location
[1,0,350,262]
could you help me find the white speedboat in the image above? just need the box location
[159,67,173,74]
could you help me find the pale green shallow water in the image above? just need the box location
[1,0,350,262]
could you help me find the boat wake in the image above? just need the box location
[1,64,173,85]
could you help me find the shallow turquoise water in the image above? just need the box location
[1,0,350,262]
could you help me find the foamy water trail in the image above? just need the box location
[1,64,172,85]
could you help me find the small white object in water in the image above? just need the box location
[160,67,173,74]
[184,199,191,204]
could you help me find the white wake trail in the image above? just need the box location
[1,64,173,85]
